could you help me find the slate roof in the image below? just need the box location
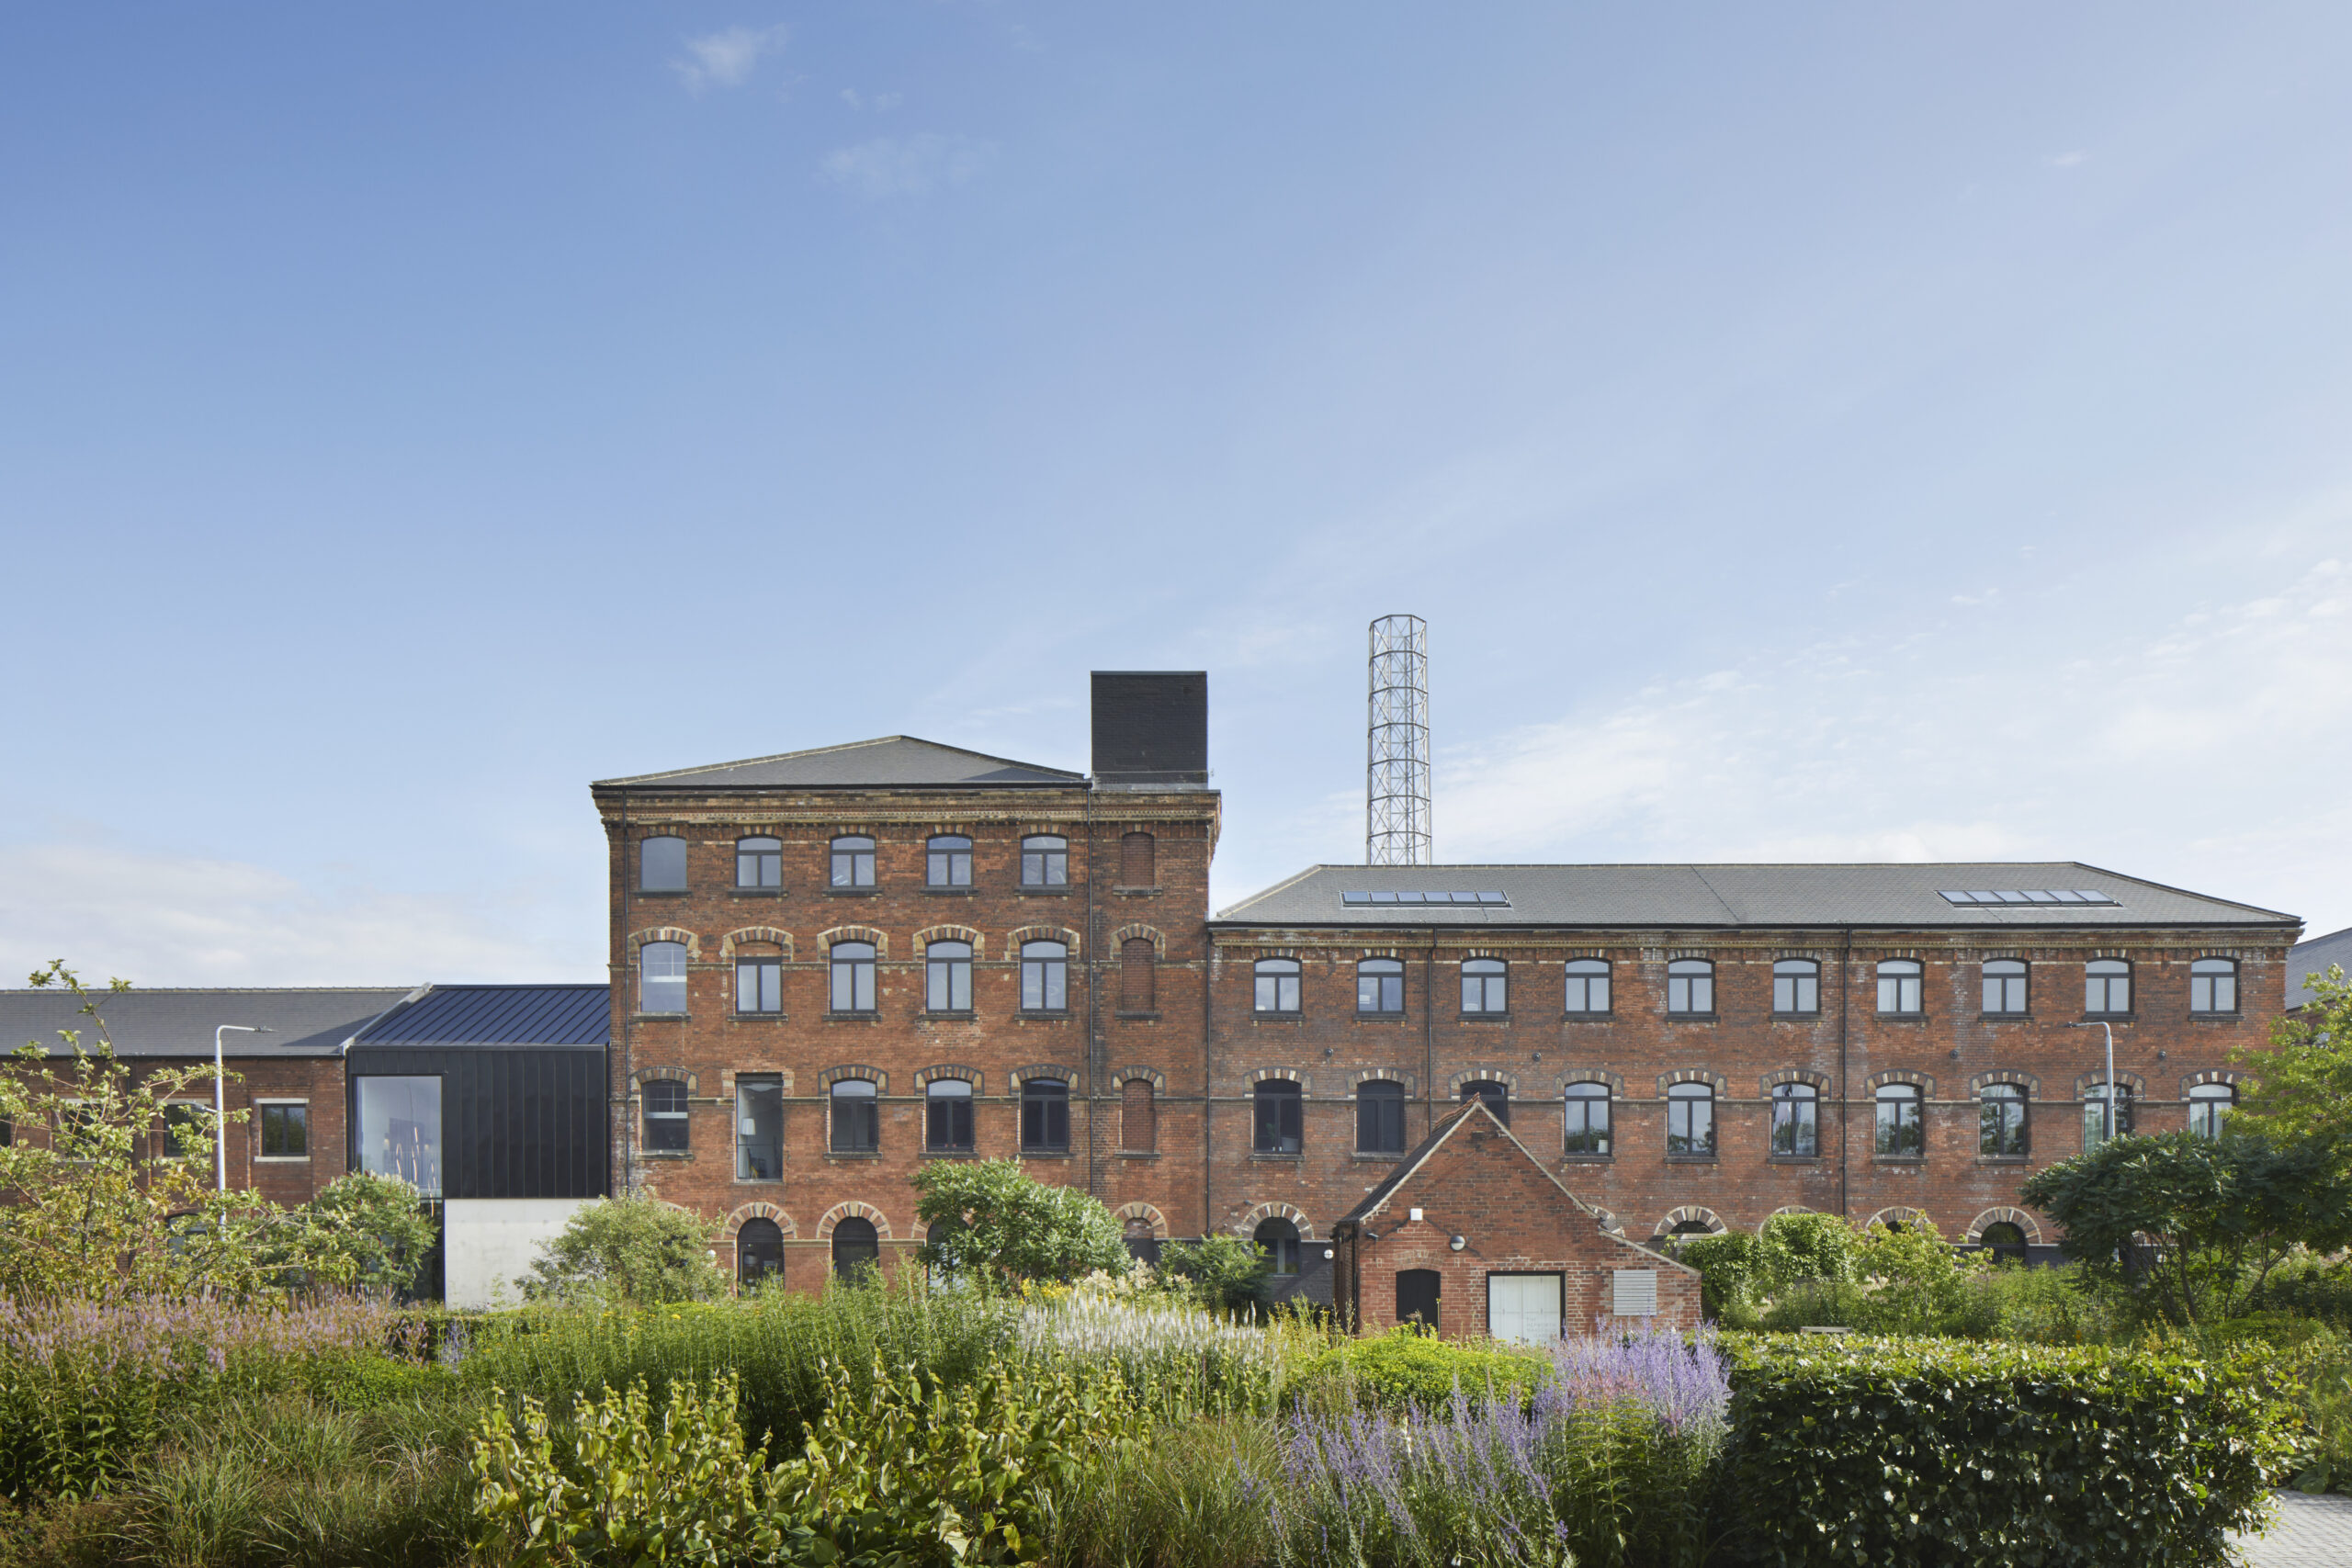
[2289,925,2352,1009]
[0,987,416,1058]
[1216,863,2298,931]
[354,985,610,1047]
[595,737,1083,792]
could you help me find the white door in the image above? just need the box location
[1486,1272,1563,1345]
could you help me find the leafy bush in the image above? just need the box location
[1673,1229,1758,1319]
[912,1160,1132,1287]
[1753,1213,1857,1289]
[517,1193,726,1304]
[2256,1252,2352,1330]
[1155,1234,1270,1314]
[1285,1326,1547,1413]
[1721,1333,2301,1566]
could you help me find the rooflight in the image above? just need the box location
[1939,889,2117,908]
[1341,890,1510,908]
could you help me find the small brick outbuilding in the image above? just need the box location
[1329,1100,1702,1340]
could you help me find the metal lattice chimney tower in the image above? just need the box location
[1366,614,1431,865]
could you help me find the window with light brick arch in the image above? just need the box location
[1121,938,1156,1010]
[1120,832,1155,887]
[1122,1080,1155,1152]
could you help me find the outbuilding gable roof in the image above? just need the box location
[1338,1100,1596,1226]
[595,736,1083,792]
[0,987,416,1058]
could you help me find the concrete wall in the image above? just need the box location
[444,1197,592,1309]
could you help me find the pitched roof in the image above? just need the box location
[1337,1100,1597,1226]
[594,736,1083,792]
[1216,862,2297,930]
[0,987,417,1058]
[353,984,610,1047]
[2289,924,2352,1010]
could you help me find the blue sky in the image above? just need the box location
[4,5,2349,985]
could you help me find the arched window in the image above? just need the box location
[2083,1085,2134,1150]
[2188,1082,2235,1138]
[1254,1079,1303,1153]
[830,942,877,1012]
[1254,958,1302,1013]
[2085,959,2132,1015]
[925,1079,973,1152]
[1772,960,1819,1016]
[2190,958,2238,1014]
[1120,831,1155,887]
[1980,1083,2028,1157]
[1459,1079,1510,1127]
[926,835,972,888]
[1565,958,1611,1015]
[1120,938,1156,1011]
[1123,1213,1160,1264]
[831,1216,879,1280]
[1020,835,1068,887]
[1874,1084,1923,1157]
[639,836,687,892]
[1122,1078,1156,1152]
[830,835,876,888]
[1876,959,1923,1016]
[1983,959,2028,1015]
[1357,1079,1407,1154]
[1254,1216,1301,1276]
[1019,941,1069,1011]
[639,941,688,1014]
[643,1078,689,1153]
[1770,1083,1817,1157]
[1358,958,1405,1015]
[831,1079,879,1154]
[1461,958,1508,1014]
[736,951,782,1014]
[737,1217,784,1290]
[1021,1077,1069,1151]
[1978,1221,2028,1264]
[1666,1084,1714,1156]
[736,837,781,889]
[1564,1082,1611,1156]
[1667,959,1713,1015]
[925,941,973,1012]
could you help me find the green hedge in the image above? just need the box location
[1722,1334,2300,1567]
[1285,1326,1547,1413]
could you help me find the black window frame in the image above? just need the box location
[829,834,876,889]
[1020,834,1069,887]
[643,1078,690,1153]
[1021,1077,1070,1152]
[1460,957,1508,1015]
[1355,1079,1408,1154]
[1666,1084,1715,1156]
[831,1215,879,1280]
[1459,1079,1510,1127]
[925,834,974,888]
[1874,1083,1925,1158]
[1770,1082,1817,1157]
[735,836,782,889]
[738,1216,785,1289]
[2188,1082,2234,1138]
[1564,958,1611,1016]
[830,1078,880,1154]
[925,1078,975,1152]
[1772,959,1820,1017]
[639,835,688,893]
[2083,1085,2135,1150]
[1357,957,1406,1015]
[1019,940,1069,1012]
[736,955,783,1015]
[257,1101,309,1158]
[1980,1082,2028,1157]
[1254,1079,1304,1153]
[2085,959,2132,1016]
[1254,957,1302,1014]
[1876,959,1925,1017]
[2189,958,2238,1015]
[1563,1081,1611,1156]
[1983,959,2029,1016]
[925,940,974,1012]
[1666,959,1713,1016]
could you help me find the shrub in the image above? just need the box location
[1721,1333,2301,1566]
[912,1160,1132,1287]
[517,1194,726,1304]
[1673,1230,1758,1320]
[1284,1326,1546,1414]
[1156,1234,1271,1314]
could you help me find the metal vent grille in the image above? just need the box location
[1611,1268,1658,1317]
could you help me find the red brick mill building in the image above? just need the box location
[595,671,2304,1335]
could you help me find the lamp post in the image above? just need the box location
[2071,1021,2118,1151]
[211,1024,272,1191]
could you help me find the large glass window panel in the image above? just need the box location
[1460,1079,1510,1127]
[1874,1085,1924,1157]
[926,834,973,887]
[2082,1087,2134,1151]
[1021,1079,1069,1151]
[1667,959,1713,1015]
[2085,959,2132,1015]
[1461,958,1508,1013]
[1020,835,1069,887]
[736,957,782,1013]
[1254,1217,1301,1276]
[1666,1085,1714,1156]
[1357,958,1405,1014]
[1876,960,1924,1016]
[258,1102,309,1157]
[737,1217,785,1289]
[640,941,688,1014]
[1772,960,1819,1015]
[736,1075,783,1179]
[1565,959,1611,1014]
[831,1217,879,1280]
[1254,1080,1304,1153]
[2188,1083,2234,1138]
[926,941,973,1011]
[1020,941,1068,1011]
[639,836,687,892]
[1980,1084,2028,1157]
[831,1080,879,1153]
[926,1080,974,1151]
[1255,958,1302,1013]
[2190,958,2237,1014]
[1770,1083,1818,1156]
[1983,960,2029,1015]
[735,837,782,888]
[356,1076,443,1196]
[1564,1082,1611,1156]
[830,942,877,1012]
[644,1078,689,1152]
[830,835,876,888]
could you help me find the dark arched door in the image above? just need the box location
[831,1216,879,1281]
[1397,1269,1441,1332]
[738,1218,784,1292]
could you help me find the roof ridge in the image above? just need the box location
[0,986,415,996]
[594,735,1082,787]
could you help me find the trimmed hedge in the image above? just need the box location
[1285,1326,1548,1412]
[1722,1334,2300,1567]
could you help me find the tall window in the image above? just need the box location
[1770,1083,1818,1156]
[925,941,973,1012]
[926,835,972,887]
[2083,1086,2134,1151]
[643,1079,689,1153]
[1021,1078,1069,1151]
[355,1077,443,1196]
[1357,1080,1407,1154]
[738,1217,784,1290]
[257,1102,309,1158]
[1021,834,1068,887]
[2188,1082,2235,1138]
[1254,1216,1302,1276]
[2085,959,2132,1015]
[1255,958,1302,1013]
[1120,938,1156,1011]
[1667,959,1713,1015]
[831,1217,879,1280]
[1565,959,1611,1014]
[735,1075,781,1179]
[1874,1084,1924,1157]
[1983,959,2029,1015]
[1876,960,1924,1016]
[1358,958,1405,1015]
[736,955,782,1014]
[1020,941,1069,1011]
[830,835,876,888]
[1564,1082,1611,1156]
[830,942,877,1012]
[1254,1079,1304,1153]
[1461,958,1508,1013]
[1980,1083,2028,1157]
[1460,1079,1510,1127]
[639,941,687,1014]
[1666,1084,1714,1156]
[158,1102,206,1160]
[1120,831,1155,887]
[1122,1079,1156,1152]
[639,835,687,892]
[2190,958,2238,1014]
[925,1079,973,1151]
[1773,960,1819,1015]
[736,837,781,888]
[831,1079,879,1153]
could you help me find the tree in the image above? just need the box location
[2019,1130,2352,1325]
[1156,1234,1269,1314]
[2232,964,2352,1146]
[1754,1210,1858,1290]
[518,1193,726,1303]
[276,1170,440,1294]
[910,1159,1131,1287]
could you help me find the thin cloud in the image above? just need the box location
[673,25,786,95]
[820,134,994,199]
[2047,150,2090,168]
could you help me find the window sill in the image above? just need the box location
[1976,1156,2030,1166]
[1112,885,1161,896]
[1251,1152,1304,1162]
[730,1012,789,1023]
[641,1150,693,1161]
[1016,886,1073,897]
[2187,1012,2245,1023]
[1666,1013,1718,1024]
[631,1012,688,1023]
[1872,1156,1925,1166]
[729,887,787,898]
[1563,1011,1614,1022]
[733,1175,784,1184]
[1114,1010,1160,1021]
[1457,1013,1513,1024]
[1766,1155,1823,1164]
[1770,1012,1822,1022]
[1665,1155,1719,1164]
[824,886,881,897]
[635,889,689,899]
[1355,1010,1409,1022]
[1561,1153,1613,1164]
[1875,1013,1928,1024]
[920,1149,978,1160]
[924,1010,977,1021]
[1353,1149,1409,1162]
[1979,1012,2032,1022]
[1252,1011,1305,1022]
[1017,1010,1072,1021]
[921,886,977,896]
[2082,1013,2137,1023]
[1020,1148,1074,1159]
[825,1150,883,1161]
[254,1155,311,1164]
[824,1011,882,1023]
[1116,1149,1160,1159]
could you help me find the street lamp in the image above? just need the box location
[212,1024,273,1191]
[2071,1021,2118,1152]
